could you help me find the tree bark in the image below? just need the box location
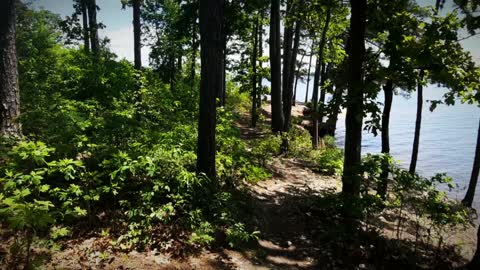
[81,0,90,53]
[191,15,198,91]
[87,0,99,55]
[409,69,424,174]
[292,53,305,106]
[251,15,259,128]
[0,0,21,137]
[318,63,328,124]
[462,118,480,207]
[379,79,393,200]
[197,0,224,180]
[283,20,301,133]
[311,7,331,149]
[325,84,343,137]
[311,53,321,147]
[270,0,284,133]
[342,0,367,199]
[305,45,313,104]
[257,10,264,109]
[133,0,142,70]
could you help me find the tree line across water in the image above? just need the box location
[1,0,480,269]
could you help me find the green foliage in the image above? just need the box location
[225,223,260,248]
[360,154,472,244]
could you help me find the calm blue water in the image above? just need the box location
[294,79,479,209]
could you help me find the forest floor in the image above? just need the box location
[2,104,477,269]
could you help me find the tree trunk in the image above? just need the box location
[311,7,331,149]
[87,0,99,55]
[305,45,313,104]
[342,0,367,199]
[257,9,264,108]
[218,10,227,107]
[467,224,480,269]
[311,54,321,148]
[379,79,393,200]
[462,118,480,207]
[318,63,328,124]
[0,0,21,137]
[251,15,259,128]
[292,53,305,106]
[197,0,224,181]
[133,0,142,70]
[81,0,90,53]
[409,69,424,174]
[191,18,198,91]
[325,84,343,137]
[270,0,283,133]
[283,20,301,133]
[281,0,293,134]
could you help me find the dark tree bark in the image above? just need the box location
[218,6,228,107]
[342,0,367,199]
[197,0,224,180]
[292,53,305,106]
[283,20,301,133]
[251,15,259,128]
[379,79,393,200]
[87,0,99,55]
[257,10,264,108]
[467,224,480,269]
[311,53,321,147]
[311,7,331,149]
[409,69,424,174]
[462,118,480,207]
[270,0,284,133]
[318,63,328,124]
[81,0,90,53]
[305,45,313,104]
[133,0,142,70]
[0,0,21,137]
[325,84,343,137]
[281,0,294,134]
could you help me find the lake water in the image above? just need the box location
[293,79,479,209]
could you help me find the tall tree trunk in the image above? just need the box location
[257,10,264,109]
[197,0,224,180]
[191,19,198,91]
[462,118,480,207]
[342,0,367,199]
[218,9,227,107]
[325,84,343,137]
[283,20,301,133]
[270,0,283,133]
[0,0,21,137]
[305,45,313,104]
[311,54,321,147]
[292,53,305,106]
[379,79,393,200]
[311,7,331,149]
[87,0,99,55]
[409,69,424,174]
[318,63,328,124]
[133,0,142,70]
[81,0,90,53]
[467,224,480,269]
[251,15,259,128]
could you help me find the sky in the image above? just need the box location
[30,0,151,65]
[29,0,480,66]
